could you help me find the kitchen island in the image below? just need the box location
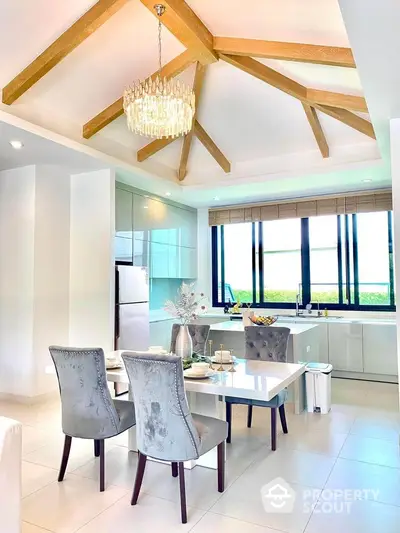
[208,320,322,414]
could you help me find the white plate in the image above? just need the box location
[210,355,236,364]
[183,369,215,379]
[106,363,123,370]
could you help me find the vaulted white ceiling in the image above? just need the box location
[0,0,389,207]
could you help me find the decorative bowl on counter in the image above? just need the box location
[250,315,277,326]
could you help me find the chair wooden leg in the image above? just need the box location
[247,405,253,428]
[178,462,187,524]
[171,462,178,477]
[226,402,232,444]
[217,441,225,493]
[94,439,100,457]
[271,408,277,451]
[99,439,105,492]
[131,452,147,505]
[58,435,72,482]
[279,404,288,434]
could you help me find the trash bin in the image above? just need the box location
[305,362,333,414]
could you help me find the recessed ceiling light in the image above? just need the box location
[144,195,150,198]
[165,192,171,197]
[362,179,372,183]
[213,196,220,201]
[143,205,149,209]
[9,140,23,149]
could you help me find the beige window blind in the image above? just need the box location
[208,190,392,226]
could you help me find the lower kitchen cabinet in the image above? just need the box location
[363,324,398,375]
[328,323,363,372]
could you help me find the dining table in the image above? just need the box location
[106,350,306,470]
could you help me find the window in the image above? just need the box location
[212,211,395,311]
[262,219,302,303]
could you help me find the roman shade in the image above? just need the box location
[208,190,392,226]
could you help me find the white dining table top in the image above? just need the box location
[106,351,306,402]
[210,320,318,335]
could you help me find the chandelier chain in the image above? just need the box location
[158,18,162,74]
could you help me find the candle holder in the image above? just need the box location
[217,343,225,371]
[228,349,236,372]
[208,339,213,370]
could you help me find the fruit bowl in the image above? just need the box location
[250,315,277,326]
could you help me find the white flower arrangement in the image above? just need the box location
[164,282,207,325]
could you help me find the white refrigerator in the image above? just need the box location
[115,265,150,351]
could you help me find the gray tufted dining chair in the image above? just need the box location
[121,351,228,524]
[49,346,136,492]
[225,326,291,451]
[170,324,210,356]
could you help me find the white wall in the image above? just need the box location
[0,165,116,399]
[69,169,115,351]
[0,166,36,396]
[197,208,212,302]
[32,165,71,396]
[390,118,400,402]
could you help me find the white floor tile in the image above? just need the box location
[22,522,53,533]
[305,497,400,533]
[278,429,347,457]
[339,434,400,468]
[211,478,319,533]
[325,457,400,507]
[190,512,284,533]
[22,426,54,455]
[350,416,400,442]
[75,493,205,532]
[22,461,59,498]
[22,474,127,533]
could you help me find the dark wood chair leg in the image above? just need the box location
[171,462,178,477]
[271,408,277,451]
[178,462,187,524]
[226,402,232,444]
[217,441,225,493]
[94,439,100,457]
[131,452,147,505]
[247,405,253,428]
[279,404,288,434]
[99,439,105,492]
[58,435,72,482]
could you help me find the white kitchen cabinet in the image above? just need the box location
[179,246,197,279]
[363,324,398,376]
[116,188,133,236]
[328,323,363,372]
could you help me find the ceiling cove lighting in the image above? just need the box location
[9,140,23,149]
[362,179,372,183]
[123,4,195,139]
[165,192,171,197]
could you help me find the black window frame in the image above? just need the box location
[211,212,395,312]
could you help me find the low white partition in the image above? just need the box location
[0,417,22,533]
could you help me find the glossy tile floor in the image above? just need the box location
[2,378,400,532]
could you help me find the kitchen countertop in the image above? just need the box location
[210,320,319,335]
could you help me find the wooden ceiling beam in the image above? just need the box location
[221,54,375,140]
[302,104,329,158]
[307,89,368,113]
[137,138,176,162]
[140,0,217,65]
[194,120,231,172]
[220,54,307,100]
[2,0,128,105]
[313,104,376,139]
[83,50,194,139]
[178,62,206,181]
[214,37,356,68]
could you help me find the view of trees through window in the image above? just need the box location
[212,211,394,309]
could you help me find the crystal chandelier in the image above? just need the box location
[123,4,195,139]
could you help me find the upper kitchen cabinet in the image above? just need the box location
[133,194,197,248]
[116,188,133,237]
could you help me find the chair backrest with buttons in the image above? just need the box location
[244,326,290,362]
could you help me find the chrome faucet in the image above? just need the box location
[296,283,303,316]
